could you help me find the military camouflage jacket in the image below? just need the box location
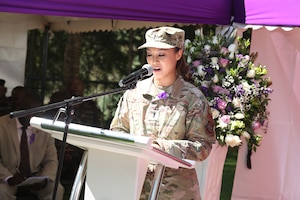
[110,76,216,199]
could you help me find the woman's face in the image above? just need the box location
[146,47,182,86]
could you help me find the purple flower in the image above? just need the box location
[226,105,233,112]
[218,67,226,74]
[219,58,229,67]
[212,85,230,95]
[262,87,273,94]
[200,86,209,96]
[192,60,201,66]
[220,47,229,55]
[158,91,169,100]
[217,99,227,110]
[236,84,245,96]
[236,54,244,60]
[29,133,36,144]
[252,121,261,130]
[204,67,214,76]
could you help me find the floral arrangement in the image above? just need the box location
[184,27,273,168]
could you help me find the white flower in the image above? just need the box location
[197,65,206,76]
[219,135,225,143]
[195,29,202,36]
[204,45,211,54]
[218,120,228,129]
[244,55,250,61]
[232,97,242,108]
[201,80,211,88]
[225,134,242,147]
[212,36,218,44]
[212,74,219,83]
[222,80,231,87]
[185,39,191,46]
[228,43,236,59]
[226,75,234,83]
[211,108,220,119]
[242,131,251,139]
[256,134,263,145]
[211,57,218,65]
[235,113,245,119]
[228,43,236,52]
[246,69,256,78]
[189,46,195,54]
[187,56,192,63]
[242,81,251,93]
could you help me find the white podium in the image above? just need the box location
[30,117,195,200]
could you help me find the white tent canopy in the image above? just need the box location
[0,12,189,33]
[0,11,187,95]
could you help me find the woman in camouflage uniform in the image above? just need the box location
[110,26,216,200]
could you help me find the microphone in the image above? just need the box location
[118,64,153,87]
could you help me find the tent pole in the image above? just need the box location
[41,24,51,103]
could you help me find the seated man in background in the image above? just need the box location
[44,77,103,197]
[66,76,104,128]
[0,79,11,116]
[0,89,64,200]
[9,86,27,112]
[46,76,104,127]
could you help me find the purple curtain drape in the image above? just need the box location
[0,0,232,25]
[2,0,300,26]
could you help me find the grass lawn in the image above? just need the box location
[220,147,239,200]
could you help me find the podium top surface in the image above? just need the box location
[30,117,195,169]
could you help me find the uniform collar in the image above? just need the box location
[139,76,184,99]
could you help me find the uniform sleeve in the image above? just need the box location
[110,92,130,133]
[155,96,216,162]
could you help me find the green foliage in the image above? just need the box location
[25,30,67,95]
[25,28,150,127]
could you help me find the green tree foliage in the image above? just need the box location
[26,29,67,96]
[25,28,149,127]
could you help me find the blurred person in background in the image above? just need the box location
[0,89,64,199]
[0,79,11,116]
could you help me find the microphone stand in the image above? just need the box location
[10,84,135,200]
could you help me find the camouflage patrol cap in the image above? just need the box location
[138,26,185,49]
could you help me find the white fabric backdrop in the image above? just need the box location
[232,27,300,200]
[0,21,29,95]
